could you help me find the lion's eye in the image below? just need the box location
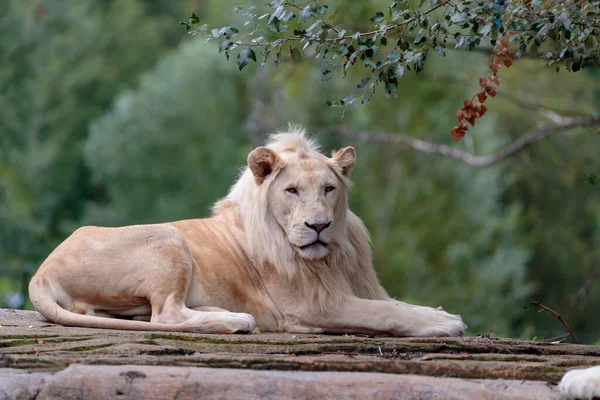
[325,186,335,193]
[286,187,298,194]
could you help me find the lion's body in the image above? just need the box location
[29,128,465,336]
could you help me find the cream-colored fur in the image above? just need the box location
[29,127,465,336]
[559,366,600,399]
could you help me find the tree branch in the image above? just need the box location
[525,300,581,344]
[330,115,600,167]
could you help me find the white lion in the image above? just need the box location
[29,127,465,336]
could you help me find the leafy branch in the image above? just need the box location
[182,1,600,141]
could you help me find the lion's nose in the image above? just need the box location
[305,221,331,233]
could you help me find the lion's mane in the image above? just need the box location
[212,127,387,310]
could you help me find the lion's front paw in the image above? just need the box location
[409,308,466,337]
[184,311,256,334]
[559,366,600,399]
[229,312,256,334]
[216,312,255,334]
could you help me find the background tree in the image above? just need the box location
[81,40,247,227]
[0,0,185,307]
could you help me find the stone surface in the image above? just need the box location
[1,308,599,399]
[5,365,562,400]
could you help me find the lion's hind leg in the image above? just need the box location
[120,302,255,332]
[151,296,254,333]
[143,241,255,334]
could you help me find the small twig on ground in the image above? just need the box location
[543,332,571,343]
[524,300,581,344]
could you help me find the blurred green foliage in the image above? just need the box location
[0,0,598,343]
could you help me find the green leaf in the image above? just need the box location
[321,70,333,81]
[391,9,403,21]
[357,77,371,88]
[455,35,470,49]
[396,39,410,50]
[315,5,328,15]
[415,60,424,74]
[218,40,232,54]
[179,21,191,31]
[212,27,239,39]
[585,35,598,51]
[261,44,272,67]
[223,27,239,38]
[450,12,467,23]
[318,28,329,43]
[387,51,401,62]
[370,11,385,23]
[324,100,333,106]
[237,48,257,71]
[290,46,302,63]
[281,11,296,22]
[587,173,598,186]
[267,17,285,32]
[189,13,200,24]
[396,65,405,77]
[300,5,315,22]
[344,52,358,74]
[413,34,426,44]
[380,37,388,46]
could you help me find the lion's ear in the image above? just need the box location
[248,147,280,185]
[332,146,356,177]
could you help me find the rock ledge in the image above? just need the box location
[2,309,598,399]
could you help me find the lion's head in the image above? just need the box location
[246,134,355,260]
[217,127,363,281]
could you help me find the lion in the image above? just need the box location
[29,127,466,337]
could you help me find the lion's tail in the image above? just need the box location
[28,275,181,332]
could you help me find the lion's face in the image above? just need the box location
[248,144,356,260]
